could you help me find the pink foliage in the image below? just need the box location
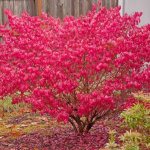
[0,4,150,132]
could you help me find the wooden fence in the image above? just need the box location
[0,0,118,24]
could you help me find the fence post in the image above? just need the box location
[36,0,42,16]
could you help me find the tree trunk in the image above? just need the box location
[85,122,94,133]
[69,117,95,134]
[69,109,111,134]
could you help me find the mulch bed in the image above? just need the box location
[0,124,108,150]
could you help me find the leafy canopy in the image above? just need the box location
[0,4,150,133]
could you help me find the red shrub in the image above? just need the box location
[0,5,150,133]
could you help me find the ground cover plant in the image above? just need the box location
[0,1,150,138]
[105,93,150,150]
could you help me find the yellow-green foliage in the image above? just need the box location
[0,97,14,112]
[105,129,118,150]
[120,130,142,150]
[121,101,150,149]
[121,103,150,129]
[105,94,150,150]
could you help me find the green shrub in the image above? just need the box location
[105,95,150,150]
[121,103,150,129]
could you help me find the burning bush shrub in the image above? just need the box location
[0,4,150,133]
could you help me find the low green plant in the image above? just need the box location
[0,96,31,118]
[105,129,119,150]
[0,97,13,112]
[119,130,141,150]
[121,103,150,130]
[105,95,150,150]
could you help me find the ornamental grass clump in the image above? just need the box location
[0,4,150,133]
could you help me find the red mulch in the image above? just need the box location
[0,124,108,150]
